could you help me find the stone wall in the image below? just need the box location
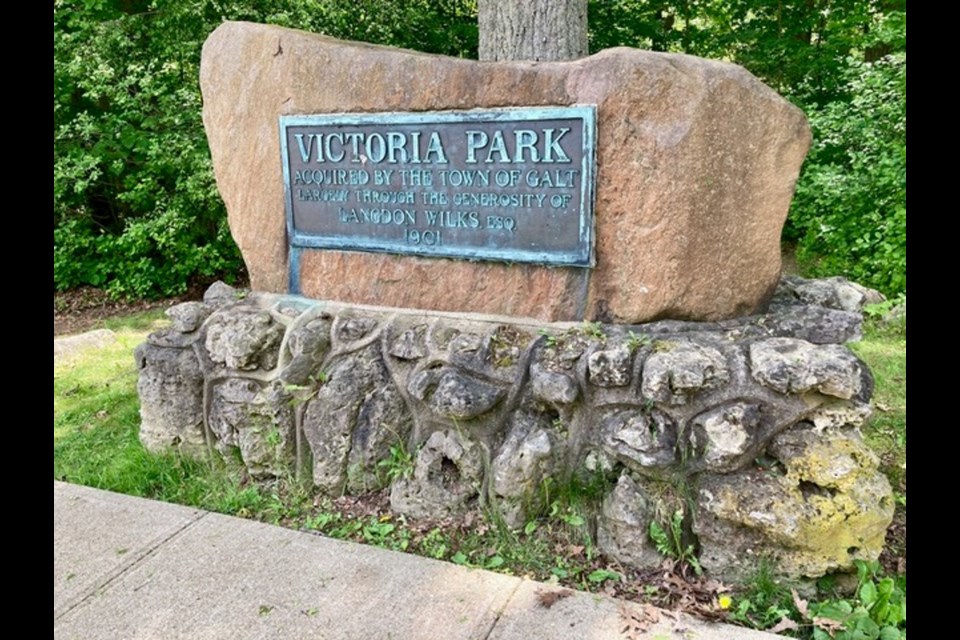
[136,277,892,584]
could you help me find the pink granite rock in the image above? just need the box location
[201,22,810,323]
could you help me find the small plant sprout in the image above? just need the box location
[283,372,328,407]
[649,509,702,576]
[376,437,414,483]
[550,417,567,436]
[580,321,605,341]
[587,568,621,585]
[626,331,651,353]
[538,328,558,347]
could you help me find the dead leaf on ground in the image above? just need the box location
[813,616,846,633]
[619,602,660,639]
[791,588,809,618]
[536,588,573,609]
[769,617,800,634]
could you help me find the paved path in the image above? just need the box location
[53,329,117,365]
[54,482,785,639]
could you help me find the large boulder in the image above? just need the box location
[200,22,810,323]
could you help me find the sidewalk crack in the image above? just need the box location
[54,511,209,620]
[480,578,524,640]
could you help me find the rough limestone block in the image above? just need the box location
[694,425,894,583]
[688,402,762,473]
[597,407,676,475]
[750,338,865,399]
[391,429,484,518]
[204,308,283,371]
[641,341,729,405]
[207,379,296,479]
[200,22,810,323]
[490,409,564,527]
[135,342,206,457]
[301,344,408,493]
[596,474,664,569]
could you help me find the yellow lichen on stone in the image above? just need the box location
[782,433,879,489]
[697,427,894,580]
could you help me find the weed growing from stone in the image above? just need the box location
[579,321,606,341]
[537,328,558,347]
[649,509,702,576]
[376,441,415,483]
[626,331,651,353]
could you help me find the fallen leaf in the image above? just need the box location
[813,616,846,633]
[769,617,800,634]
[792,588,809,618]
[618,603,661,639]
[703,579,729,593]
[536,588,573,609]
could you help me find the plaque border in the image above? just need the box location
[279,106,597,292]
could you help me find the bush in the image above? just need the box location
[786,14,906,297]
[53,0,478,299]
[54,0,246,298]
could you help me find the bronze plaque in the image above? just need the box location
[280,107,596,274]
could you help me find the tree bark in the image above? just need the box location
[478,0,588,62]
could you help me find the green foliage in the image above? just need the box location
[649,508,702,575]
[579,321,606,341]
[587,568,621,584]
[789,25,906,296]
[806,562,906,640]
[376,440,415,483]
[537,328,558,347]
[587,2,906,298]
[729,560,906,638]
[729,561,797,631]
[54,0,246,298]
[589,0,899,106]
[54,0,478,299]
[863,294,906,325]
[626,331,651,353]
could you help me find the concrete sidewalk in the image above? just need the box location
[54,481,784,639]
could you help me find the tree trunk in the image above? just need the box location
[478,0,588,62]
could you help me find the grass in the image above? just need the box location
[53,311,311,521]
[848,319,907,495]
[53,307,906,637]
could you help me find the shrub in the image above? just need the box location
[787,13,906,297]
[53,0,478,299]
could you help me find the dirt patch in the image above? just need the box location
[53,280,247,336]
[879,502,906,576]
[781,241,801,276]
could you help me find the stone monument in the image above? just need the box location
[136,21,893,586]
[200,21,810,323]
